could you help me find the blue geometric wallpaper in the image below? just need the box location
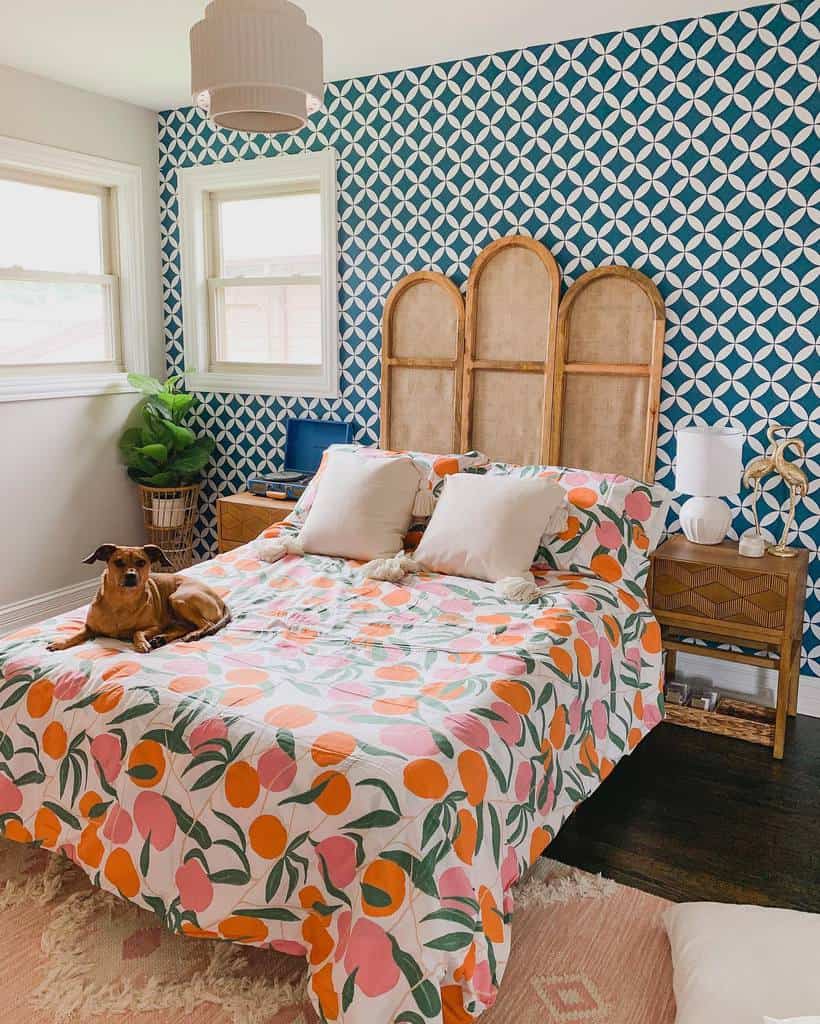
[158,0,819,678]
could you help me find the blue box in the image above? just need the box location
[283,417,354,476]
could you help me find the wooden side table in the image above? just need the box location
[648,535,809,759]
[217,492,296,553]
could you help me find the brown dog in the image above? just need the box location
[47,544,231,654]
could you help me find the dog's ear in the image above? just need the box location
[83,544,117,565]
[144,545,173,567]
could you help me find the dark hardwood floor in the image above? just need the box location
[549,715,820,911]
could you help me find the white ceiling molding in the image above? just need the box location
[1,0,753,113]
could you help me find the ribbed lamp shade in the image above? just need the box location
[190,0,324,134]
[675,426,744,497]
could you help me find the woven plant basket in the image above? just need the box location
[138,484,200,571]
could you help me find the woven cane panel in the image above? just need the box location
[471,370,546,466]
[565,277,655,364]
[472,246,556,362]
[652,561,788,629]
[390,280,460,360]
[386,366,456,454]
[559,374,650,481]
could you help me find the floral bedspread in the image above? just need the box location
[0,540,663,1023]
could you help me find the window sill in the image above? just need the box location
[185,368,340,400]
[0,371,137,404]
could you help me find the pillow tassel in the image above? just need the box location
[412,486,437,518]
[256,536,304,563]
[361,552,420,583]
[496,575,540,603]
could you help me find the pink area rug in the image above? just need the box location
[0,838,675,1024]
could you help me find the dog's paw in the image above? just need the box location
[46,641,64,652]
[133,639,152,654]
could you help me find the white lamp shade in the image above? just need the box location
[675,426,744,497]
[191,0,324,134]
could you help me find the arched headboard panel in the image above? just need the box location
[550,266,665,482]
[460,236,561,465]
[379,271,465,454]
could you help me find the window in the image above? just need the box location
[180,150,339,398]
[0,136,149,402]
[0,173,119,368]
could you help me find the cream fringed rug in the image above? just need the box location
[0,838,675,1024]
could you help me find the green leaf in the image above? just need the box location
[342,969,358,1013]
[165,796,212,849]
[127,373,163,395]
[390,936,441,1018]
[265,859,285,903]
[43,801,80,830]
[140,834,151,875]
[127,764,159,782]
[344,809,400,830]
[421,908,477,929]
[279,776,332,807]
[142,728,190,754]
[361,883,392,908]
[134,443,168,463]
[234,907,299,922]
[424,932,474,952]
[356,777,400,815]
[431,731,454,759]
[209,868,250,886]
[144,894,167,921]
[118,427,144,453]
[191,763,228,792]
[276,728,295,760]
[110,702,158,725]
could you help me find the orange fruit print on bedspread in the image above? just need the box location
[0,528,663,1023]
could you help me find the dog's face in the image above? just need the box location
[83,544,172,590]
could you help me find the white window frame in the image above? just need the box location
[0,135,149,403]
[178,149,339,399]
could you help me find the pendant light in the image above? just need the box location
[190,0,324,134]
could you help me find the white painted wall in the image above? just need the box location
[0,65,162,609]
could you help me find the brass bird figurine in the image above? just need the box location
[743,422,808,558]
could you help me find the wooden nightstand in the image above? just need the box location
[648,535,809,759]
[216,492,296,553]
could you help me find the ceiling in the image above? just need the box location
[0,0,752,112]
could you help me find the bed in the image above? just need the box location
[0,236,667,1024]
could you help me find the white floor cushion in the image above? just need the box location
[664,902,820,1024]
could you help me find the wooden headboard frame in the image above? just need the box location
[551,266,665,483]
[461,236,561,465]
[380,238,665,482]
[380,271,465,454]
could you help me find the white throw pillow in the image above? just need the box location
[298,449,421,562]
[413,472,567,583]
[664,903,820,1024]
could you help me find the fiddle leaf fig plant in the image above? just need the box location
[119,373,215,487]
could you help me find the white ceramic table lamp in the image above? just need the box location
[675,426,744,545]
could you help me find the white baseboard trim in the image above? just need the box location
[0,578,98,638]
[674,650,820,720]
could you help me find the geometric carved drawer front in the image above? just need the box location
[219,503,283,544]
[652,560,787,630]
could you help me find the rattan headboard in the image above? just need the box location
[380,238,665,482]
